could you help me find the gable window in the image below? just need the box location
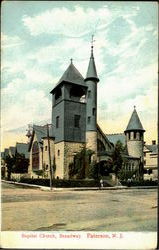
[74,115,80,128]
[88,116,91,124]
[56,116,59,128]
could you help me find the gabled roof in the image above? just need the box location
[16,143,29,159]
[85,46,99,82]
[106,133,126,146]
[28,124,54,151]
[51,62,86,93]
[97,124,114,148]
[9,146,16,157]
[125,108,145,132]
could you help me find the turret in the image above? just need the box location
[84,37,99,160]
[124,106,145,162]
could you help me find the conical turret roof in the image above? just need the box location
[51,61,86,93]
[85,46,99,82]
[125,107,145,132]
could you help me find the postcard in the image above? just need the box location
[1,1,158,249]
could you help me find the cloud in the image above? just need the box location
[1,89,52,132]
[22,6,112,37]
[1,33,24,48]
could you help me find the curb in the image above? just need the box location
[2,180,158,191]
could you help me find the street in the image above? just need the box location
[1,182,157,231]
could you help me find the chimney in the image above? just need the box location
[152,140,156,145]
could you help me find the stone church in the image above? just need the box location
[28,44,145,180]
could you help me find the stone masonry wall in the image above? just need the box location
[86,131,97,161]
[54,141,84,179]
[127,140,144,162]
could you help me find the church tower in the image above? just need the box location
[84,38,99,160]
[124,107,145,163]
[50,60,87,179]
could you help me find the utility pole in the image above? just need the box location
[46,124,53,190]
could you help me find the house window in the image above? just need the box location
[46,164,49,170]
[45,146,47,151]
[92,108,96,116]
[88,116,91,124]
[88,90,91,98]
[58,150,60,156]
[144,152,146,157]
[74,115,80,128]
[56,116,59,128]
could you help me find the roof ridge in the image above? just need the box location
[106,133,124,135]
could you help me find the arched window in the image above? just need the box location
[32,141,39,170]
[55,88,62,100]
[70,86,85,102]
[97,139,106,152]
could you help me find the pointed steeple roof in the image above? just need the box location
[125,107,145,132]
[51,60,86,93]
[85,44,99,82]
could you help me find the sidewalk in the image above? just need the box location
[1,180,158,191]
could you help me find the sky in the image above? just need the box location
[1,1,158,151]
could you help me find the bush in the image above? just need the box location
[19,178,98,187]
[19,178,112,188]
[121,179,158,187]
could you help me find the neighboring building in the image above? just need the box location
[8,146,16,158]
[144,140,158,180]
[1,149,9,178]
[16,142,29,159]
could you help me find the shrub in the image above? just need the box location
[121,179,158,187]
[19,178,112,187]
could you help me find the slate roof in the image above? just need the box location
[125,108,145,132]
[28,125,54,151]
[106,133,126,146]
[145,144,158,154]
[85,47,99,82]
[33,125,54,142]
[97,124,114,148]
[16,143,29,159]
[51,62,86,93]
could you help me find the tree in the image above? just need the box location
[5,155,16,180]
[111,141,126,178]
[87,161,99,179]
[68,147,94,179]
[4,153,29,180]
[13,153,29,173]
